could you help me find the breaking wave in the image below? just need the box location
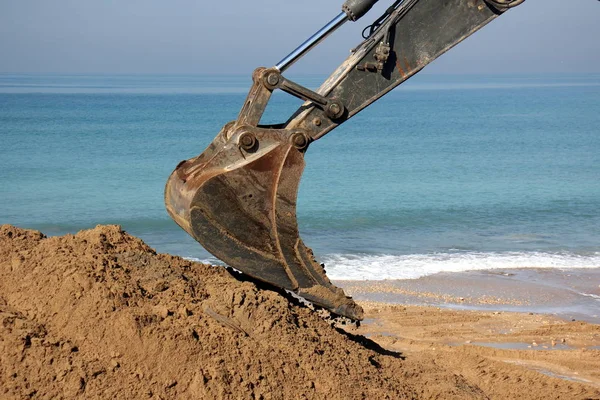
[183,252,600,281]
[321,251,600,281]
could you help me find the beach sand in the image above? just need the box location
[346,303,600,394]
[1,224,599,399]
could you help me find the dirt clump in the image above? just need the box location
[0,224,482,400]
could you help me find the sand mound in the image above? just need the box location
[1,224,497,399]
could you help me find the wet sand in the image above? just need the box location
[336,267,600,323]
[342,302,600,392]
[336,268,600,393]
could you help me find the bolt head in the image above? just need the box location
[291,132,308,150]
[266,73,279,86]
[329,103,341,115]
[239,132,256,150]
[327,101,344,119]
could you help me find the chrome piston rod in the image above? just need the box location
[275,12,349,73]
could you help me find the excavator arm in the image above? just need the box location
[165,0,525,321]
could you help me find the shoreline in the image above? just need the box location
[335,267,600,324]
[336,267,600,389]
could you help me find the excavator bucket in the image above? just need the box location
[165,123,364,320]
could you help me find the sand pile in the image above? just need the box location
[0,224,496,400]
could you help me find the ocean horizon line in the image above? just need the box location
[1,71,600,77]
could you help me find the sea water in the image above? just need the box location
[1,73,599,281]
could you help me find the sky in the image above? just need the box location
[0,0,599,75]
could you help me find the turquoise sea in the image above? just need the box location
[1,73,599,281]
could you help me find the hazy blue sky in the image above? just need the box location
[1,0,598,74]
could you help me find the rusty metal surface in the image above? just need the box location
[286,0,507,140]
[165,70,364,320]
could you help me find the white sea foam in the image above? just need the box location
[321,252,600,281]
[184,252,600,281]
[579,292,600,301]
